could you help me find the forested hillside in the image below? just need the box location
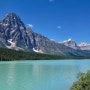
[0,48,64,61]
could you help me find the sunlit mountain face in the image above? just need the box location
[0,13,90,57]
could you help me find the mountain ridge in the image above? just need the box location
[0,13,90,57]
[60,38,90,51]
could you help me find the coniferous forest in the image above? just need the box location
[0,48,90,61]
[0,48,64,61]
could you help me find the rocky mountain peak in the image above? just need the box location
[0,12,31,49]
[78,42,90,50]
[60,38,78,49]
[4,13,19,19]
[3,13,20,22]
[78,42,90,47]
[63,38,73,42]
[2,12,25,29]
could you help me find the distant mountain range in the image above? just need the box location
[0,13,90,57]
[60,38,90,51]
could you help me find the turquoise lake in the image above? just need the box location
[0,60,90,90]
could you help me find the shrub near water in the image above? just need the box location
[70,70,90,90]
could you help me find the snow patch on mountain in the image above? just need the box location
[33,48,43,53]
[6,39,24,51]
[63,38,72,42]
[7,39,16,47]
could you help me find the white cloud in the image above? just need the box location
[49,0,55,2]
[28,24,33,28]
[57,25,61,29]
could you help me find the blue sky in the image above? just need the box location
[0,0,90,44]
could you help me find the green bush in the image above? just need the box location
[70,70,90,90]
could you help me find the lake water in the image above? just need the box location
[0,60,90,90]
